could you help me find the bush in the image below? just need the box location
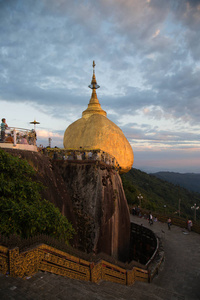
[0,149,75,243]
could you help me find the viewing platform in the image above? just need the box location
[0,127,37,152]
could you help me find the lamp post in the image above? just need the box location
[30,119,40,131]
[137,194,143,208]
[191,203,199,222]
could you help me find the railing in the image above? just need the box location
[130,223,158,266]
[129,222,164,282]
[0,244,147,285]
[43,148,121,171]
[131,208,200,234]
[0,223,159,285]
[0,127,37,146]
[155,215,200,232]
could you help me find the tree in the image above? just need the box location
[0,149,75,243]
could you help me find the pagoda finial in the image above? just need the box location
[93,60,96,73]
[89,60,100,90]
[82,61,106,118]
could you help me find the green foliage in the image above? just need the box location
[121,168,200,221]
[0,149,75,242]
[121,176,138,205]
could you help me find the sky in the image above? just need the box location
[0,0,200,173]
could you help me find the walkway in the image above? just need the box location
[0,216,199,300]
[131,215,200,300]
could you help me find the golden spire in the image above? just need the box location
[89,61,100,89]
[82,61,107,118]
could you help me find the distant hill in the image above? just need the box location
[121,168,200,221]
[151,172,200,193]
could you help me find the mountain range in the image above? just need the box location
[151,172,200,193]
[121,168,200,221]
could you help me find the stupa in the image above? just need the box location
[63,61,134,173]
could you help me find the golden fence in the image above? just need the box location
[0,243,149,285]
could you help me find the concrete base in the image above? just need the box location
[0,143,37,152]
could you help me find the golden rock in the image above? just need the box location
[63,62,134,173]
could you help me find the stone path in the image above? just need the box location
[131,215,200,300]
[0,215,200,300]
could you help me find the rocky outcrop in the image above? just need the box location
[3,149,130,262]
[55,160,130,262]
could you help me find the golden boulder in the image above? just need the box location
[63,62,134,173]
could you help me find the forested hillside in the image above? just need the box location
[151,172,200,193]
[121,168,200,221]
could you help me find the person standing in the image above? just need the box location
[187,220,193,232]
[149,212,153,225]
[167,217,172,230]
[1,118,8,141]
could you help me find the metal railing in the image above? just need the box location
[0,127,37,146]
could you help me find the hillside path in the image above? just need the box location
[0,215,200,300]
[130,215,200,300]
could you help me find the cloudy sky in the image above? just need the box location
[1,0,200,173]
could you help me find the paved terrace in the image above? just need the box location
[0,215,200,300]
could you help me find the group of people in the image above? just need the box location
[132,208,158,224]
[167,218,193,231]
[0,117,37,145]
[148,212,158,225]
[133,208,194,232]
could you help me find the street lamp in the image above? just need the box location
[137,194,143,208]
[30,119,40,131]
[191,203,199,222]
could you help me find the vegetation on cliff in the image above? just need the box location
[121,168,200,221]
[0,149,75,242]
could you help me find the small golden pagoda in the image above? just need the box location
[63,61,134,173]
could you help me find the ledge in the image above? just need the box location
[0,143,37,152]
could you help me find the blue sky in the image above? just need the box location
[1,0,200,173]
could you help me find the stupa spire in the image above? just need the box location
[88,61,100,90]
[88,60,100,103]
[82,61,107,118]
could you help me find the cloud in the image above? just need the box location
[37,129,63,139]
[152,29,160,38]
[0,0,200,172]
[37,129,64,147]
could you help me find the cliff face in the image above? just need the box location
[3,149,130,262]
[55,161,130,262]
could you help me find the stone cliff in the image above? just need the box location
[55,160,130,262]
[3,149,130,262]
